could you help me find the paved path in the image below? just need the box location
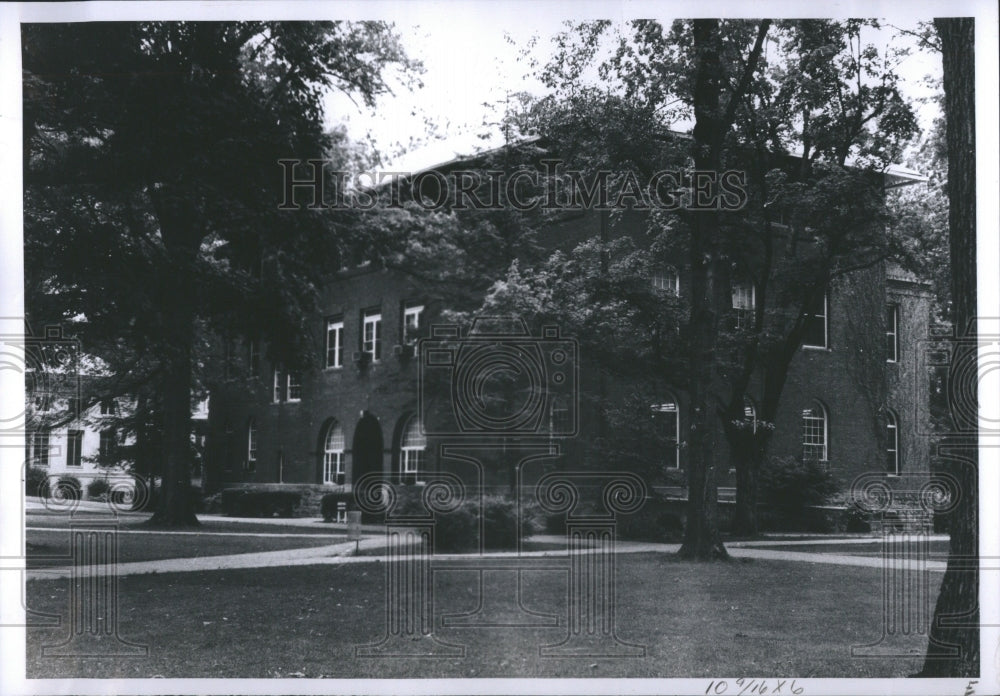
[24,535,948,581]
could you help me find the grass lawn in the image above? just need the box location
[26,514,341,535]
[27,553,939,678]
[26,527,344,568]
[749,541,951,558]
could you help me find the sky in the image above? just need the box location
[324,16,944,170]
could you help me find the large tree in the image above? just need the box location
[23,21,419,525]
[476,19,919,547]
[918,16,978,678]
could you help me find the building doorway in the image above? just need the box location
[352,412,384,483]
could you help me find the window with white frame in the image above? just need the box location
[363,309,382,362]
[286,372,302,401]
[31,430,50,467]
[325,318,344,368]
[99,428,118,463]
[400,416,426,484]
[886,304,899,363]
[886,410,900,475]
[323,422,345,485]
[743,396,758,434]
[801,401,828,462]
[802,292,828,348]
[732,280,756,330]
[99,399,116,416]
[247,418,257,471]
[272,367,283,403]
[652,267,680,295]
[651,399,680,469]
[403,304,424,346]
[67,430,83,468]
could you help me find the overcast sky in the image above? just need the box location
[324,16,943,169]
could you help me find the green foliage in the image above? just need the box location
[758,455,838,511]
[54,476,82,501]
[23,22,420,523]
[86,478,112,500]
[320,491,354,522]
[616,496,685,542]
[381,488,538,552]
[25,467,50,498]
[221,489,301,518]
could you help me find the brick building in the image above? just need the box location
[204,147,933,509]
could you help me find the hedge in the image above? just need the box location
[221,488,301,518]
[320,491,354,522]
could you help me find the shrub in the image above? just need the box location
[320,491,354,522]
[53,476,82,501]
[25,466,50,498]
[87,478,112,500]
[130,483,203,512]
[759,455,836,513]
[358,487,540,552]
[221,489,301,517]
[616,496,684,542]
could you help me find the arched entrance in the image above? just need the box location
[352,412,384,483]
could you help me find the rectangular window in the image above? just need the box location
[403,305,424,346]
[287,372,302,401]
[731,281,756,330]
[247,425,257,468]
[67,430,83,468]
[652,268,679,295]
[99,399,115,416]
[325,319,344,368]
[401,448,424,485]
[886,304,899,363]
[272,367,283,403]
[32,430,50,467]
[801,409,828,462]
[802,293,828,349]
[651,402,680,469]
[99,428,117,462]
[323,452,345,485]
[887,418,900,475]
[363,309,382,362]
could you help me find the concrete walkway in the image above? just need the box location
[24,534,948,581]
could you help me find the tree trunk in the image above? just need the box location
[148,217,201,527]
[678,19,728,560]
[730,435,763,538]
[919,17,977,678]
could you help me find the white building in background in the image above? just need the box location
[25,394,137,499]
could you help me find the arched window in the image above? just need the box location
[400,416,426,485]
[651,396,680,469]
[886,410,900,475]
[323,422,345,485]
[801,401,828,463]
[246,418,257,472]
